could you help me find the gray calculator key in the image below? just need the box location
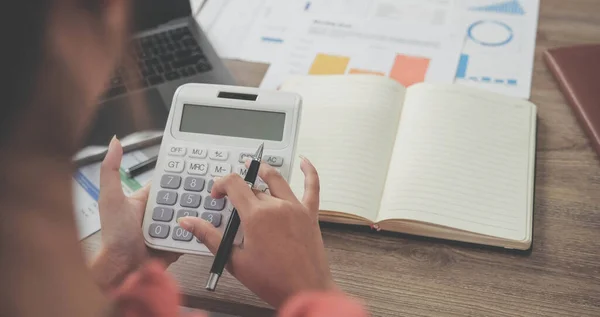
[156,190,178,206]
[172,226,193,242]
[204,197,226,211]
[180,193,202,208]
[207,179,214,193]
[152,207,174,222]
[264,155,284,167]
[238,152,254,163]
[184,177,205,192]
[160,175,181,189]
[201,212,222,227]
[149,223,170,239]
[176,209,198,221]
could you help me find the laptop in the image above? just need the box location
[79,0,235,159]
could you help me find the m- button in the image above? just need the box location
[168,146,186,157]
[164,159,185,173]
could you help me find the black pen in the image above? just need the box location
[124,155,158,178]
[206,143,264,291]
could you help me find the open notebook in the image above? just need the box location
[281,75,537,250]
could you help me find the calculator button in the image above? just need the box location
[165,159,185,173]
[152,207,174,222]
[264,155,284,167]
[180,193,202,208]
[168,146,187,157]
[236,165,248,178]
[210,163,231,177]
[189,148,207,159]
[156,190,178,206]
[207,179,214,193]
[176,209,198,221]
[238,153,254,163]
[184,177,205,192]
[188,160,209,176]
[160,175,181,189]
[201,212,222,227]
[149,223,170,239]
[172,226,193,242]
[204,197,226,211]
[209,149,229,161]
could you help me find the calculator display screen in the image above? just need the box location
[180,104,286,141]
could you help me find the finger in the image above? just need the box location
[252,189,272,201]
[211,174,259,218]
[99,136,126,205]
[252,189,275,201]
[299,156,320,213]
[178,217,223,255]
[246,161,297,201]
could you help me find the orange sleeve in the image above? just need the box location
[278,292,370,317]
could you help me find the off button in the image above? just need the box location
[168,146,187,157]
[165,158,185,173]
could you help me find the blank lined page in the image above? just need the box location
[281,75,405,222]
[378,83,536,241]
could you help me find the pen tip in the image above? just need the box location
[254,143,264,161]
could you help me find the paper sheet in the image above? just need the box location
[73,146,160,240]
[453,0,539,99]
[260,11,464,90]
[197,0,270,59]
[196,0,539,98]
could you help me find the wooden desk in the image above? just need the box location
[83,1,600,315]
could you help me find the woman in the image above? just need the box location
[0,1,369,316]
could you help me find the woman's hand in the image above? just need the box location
[178,157,336,308]
[91,137,180,291]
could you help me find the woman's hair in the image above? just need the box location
[0,1,149,149]
[1,1,50,141]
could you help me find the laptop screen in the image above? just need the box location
[133,0,192,32]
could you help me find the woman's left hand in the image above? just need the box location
[91,137,180,291]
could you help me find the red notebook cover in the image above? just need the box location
[544,44,600,157]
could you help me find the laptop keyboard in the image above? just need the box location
[104,27,213,99]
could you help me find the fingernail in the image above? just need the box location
[299,155,311,164]
[177,218,192,231]
[109,135,119,148]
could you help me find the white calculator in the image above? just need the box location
[142,83,302,256]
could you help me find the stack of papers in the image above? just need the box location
[196,0,539,99]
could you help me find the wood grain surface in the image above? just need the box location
[82,1,600,315]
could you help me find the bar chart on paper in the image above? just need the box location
[455,0,540,98]
[305,53,431,87]
[259,12,463,91]
[455,54,518,86]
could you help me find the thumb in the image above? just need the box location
[177,217,223,254]
[99,136,126,205]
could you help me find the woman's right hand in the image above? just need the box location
[178,157,336,308]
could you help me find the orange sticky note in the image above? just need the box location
[389,54,430,87]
